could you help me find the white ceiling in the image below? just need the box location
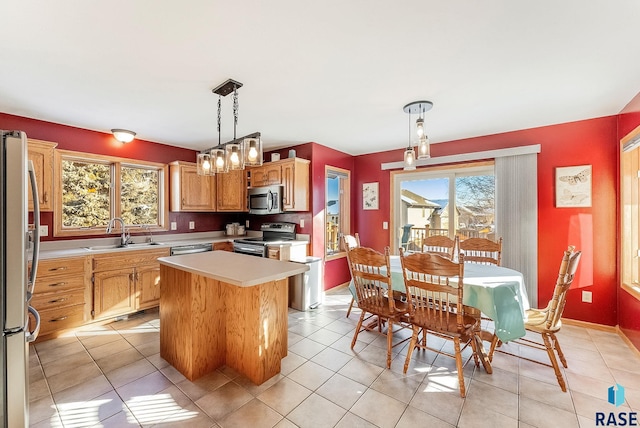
[2,1,640,155]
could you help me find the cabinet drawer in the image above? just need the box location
[34,274,85,294]
[37,257,85,278]
[92,248,169,272]
[37,305,85,336]
[31,289,85,311]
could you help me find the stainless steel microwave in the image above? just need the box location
[248,185,284,215]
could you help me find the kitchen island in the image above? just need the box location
[158,251,309,384]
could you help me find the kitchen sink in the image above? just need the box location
[83,242,165,251]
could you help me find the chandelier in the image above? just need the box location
[402,100,433,170]
[197,79,263,176]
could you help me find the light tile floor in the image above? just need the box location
[29,288,640,427]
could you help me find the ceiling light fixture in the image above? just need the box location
[197,79,263,175]
[111,129,136,144]
[403,101,433,169]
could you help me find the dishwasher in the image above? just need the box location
[169,243,213,255]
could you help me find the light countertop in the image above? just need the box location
[36,232,309,260]
[158,251,309,287]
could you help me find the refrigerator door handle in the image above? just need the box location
[26,305,41,343]
[28,160,41,296]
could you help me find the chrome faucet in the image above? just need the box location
[106,217,131,246]
[144,225,154,244]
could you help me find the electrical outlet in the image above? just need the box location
[170,222,177,231]
[189,221,195,230]
[300,219,305,228]
[245,220,250,228]
[39,225,48,237]
[383,221,388,230]
[582,290,592,303]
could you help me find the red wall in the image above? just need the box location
[618,91,640,349]
[354,116,619,326]
[0,112,248,240]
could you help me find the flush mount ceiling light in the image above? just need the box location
[197,78,263,175]
[111,129,136,144]
[403,100,433,169]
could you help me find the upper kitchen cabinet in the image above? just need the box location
[28,139,57,212]
[281,158,310,211]
[251,163,282,187]
[169,161,216,212]
[217,169,248,212]
[248,157,310,211]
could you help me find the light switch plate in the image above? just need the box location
[39,225,48,236]
[170,222,177,231]
[383,221,388,230]
[582,290,592,303]
[300,219,305,228]
[246,220,250,228]
[189,221,195,230]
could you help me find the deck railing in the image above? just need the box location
[403,226,491,251]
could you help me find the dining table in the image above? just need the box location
[348,256,530,373]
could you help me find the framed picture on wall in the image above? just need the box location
[555,165,592,208]
[363,182,379,210]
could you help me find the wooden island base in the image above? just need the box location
[159,264,289,385]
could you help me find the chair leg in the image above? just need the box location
[550,332,568,368]
[346,297,355,318]
[386,319,394,369]
[454,338,466,398]
[403,325,420,374]
[542,333,567,392]
[351,311,366,349]
[488,334,500,362]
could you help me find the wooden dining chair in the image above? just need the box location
[346,245,409,368]
[422,235,457,259]
[488,245,581,392]
[399,249,480,397]
[341,233,361,318]
[459,236,502,266]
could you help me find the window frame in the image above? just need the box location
[325,165,351,260]
[54,149,169,237]
[621,125,640,302]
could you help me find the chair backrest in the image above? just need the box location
[544,245,582,330]
[345,246,395,313]
[422,235,457,259]
[399,248,467,331]
[400,224,414,250]
[341,233,361,250]
[459,237,502,266]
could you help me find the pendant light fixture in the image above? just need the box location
[403,100,433,169]
[197,78,263,175]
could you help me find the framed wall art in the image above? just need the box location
[363,182,379,210]
[555,165,592,208]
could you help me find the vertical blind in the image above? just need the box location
[495,153,539,307]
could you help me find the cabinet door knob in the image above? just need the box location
[43,191,49,203]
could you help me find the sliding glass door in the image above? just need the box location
[392,163,495,253]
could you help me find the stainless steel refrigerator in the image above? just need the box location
[1,130,41,427]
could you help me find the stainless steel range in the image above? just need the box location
[233,222,297,257]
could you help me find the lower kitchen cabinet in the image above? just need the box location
[93,268,136,319]
[213,241,234,252]
[92,248,169,320]
[31,256,91,338]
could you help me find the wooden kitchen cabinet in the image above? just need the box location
[281,158,310,211]
[251,163,282,187]
[249,157,310,211]
[31,256,90,338]
[169,161,216,212]
[216,169,247,212]
[28,139,57,212]
[213,241,234,252]
[92,248,169,319]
